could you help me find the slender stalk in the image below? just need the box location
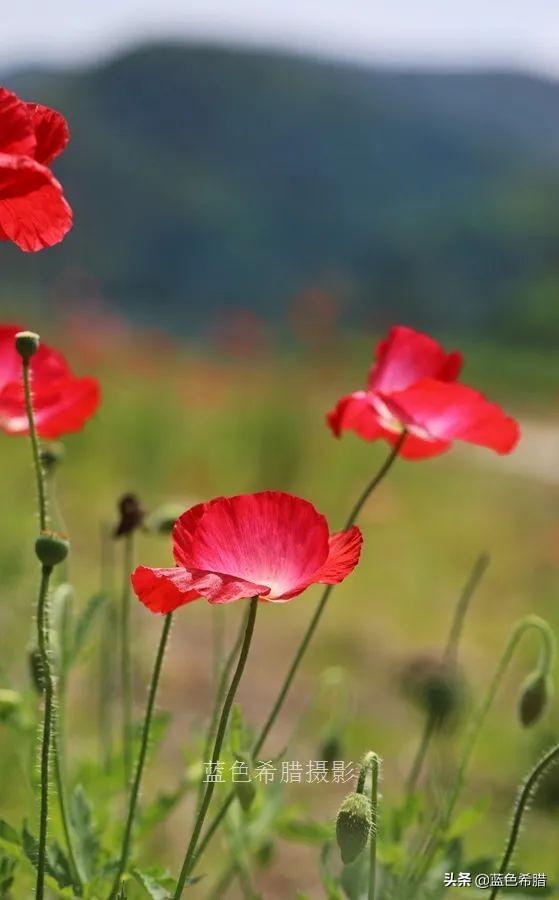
[405,553,490,795]
[110,613,173,898]
[36,565,53,900]
[99,523,116,770]
[120,531,135,793]
[368,755,380,900]
[173,597,259,898]
[196,607,250,814]
[407,614,556,889]
[22,358,47,532]
[489,742,559,900]
[190,434,405,871]
[21,350,82,895]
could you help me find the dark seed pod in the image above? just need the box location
[35,532,69,567]
[336,792,372,865]
[519,673,553,728]
[400,653,465,730]
[320,733,344,769]
[15,330,39,362]
[114,493,145,538]
[39,442,65,474]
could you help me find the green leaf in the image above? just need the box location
[276,816,333,844]
[138,780,188,836]
[71,592,106,663]
[21,824,74,890]
[51,583,75,673]
[133,868,174,899]
[69,784,100,882]
[0,821,20,847]
[446,798,489,840]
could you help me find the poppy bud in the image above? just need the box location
[336,792,372,865]
[114,493,145,538]
[15,330,40,362]
[39,442,65,474]
[35,531,69,568]
[519,673,553,728]
[146,502,184,535]
[28,646,45,693]
[0,689,22,721]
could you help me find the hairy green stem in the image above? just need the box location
[99,522,116,771]
[408,614,556,889]
[22,358,47,532]
[190,434,405,872]
[120,531,134,793]
[22,354,82,895]
[368,755,380,900]
[174,597,259,898]
[196,607,250,815]
[489,742,559,900]
[110,613,173,898]
[405,552,490,795]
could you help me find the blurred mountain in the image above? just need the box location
[4,43,559,340]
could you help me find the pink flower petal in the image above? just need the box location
[368,325,462,394]
[327,391,386,440]
[131,565,269,613]
[315,526,363,585]
[385,379,520,454]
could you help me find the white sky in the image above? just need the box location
[5,0,559,76]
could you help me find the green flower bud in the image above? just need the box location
[35,531,69,567]
[0,688,22,721]
[255,839,275,868]
[336,792,372,865]
[28,646,45,694]
[400,654,465,730]
[15,330,40,362]
[519,672,553,728]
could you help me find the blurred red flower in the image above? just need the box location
[0,87,72,251]
[132,491,362,612]
[0,325,100,437]
[327,325,519,459]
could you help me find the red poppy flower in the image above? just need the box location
[0,87,72,251]
[132,491,363,613]
[327,325,519,459]
[0,325,100,437]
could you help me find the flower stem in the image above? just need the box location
[120,531,135,794]
[22,358,47,531]
[189,434,405,872]
[22,354,81,895]
[368,755,380,900]
[99,522,116,771]
[36,565,53,900]
[173,596,259,898]
[489,742,559,900]
[110,612,173,898]
[408,614,556,889]
[405,552,489,795]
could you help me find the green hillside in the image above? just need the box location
[4,43,559,340]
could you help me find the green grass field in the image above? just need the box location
[1,326,559,896]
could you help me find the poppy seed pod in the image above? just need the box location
[15,330,40,362]
[114,492,145,538]
[35,531,69,567]
[519,673,553,728]
[400,654,465,729]
[320,733,344,768]
[39,442,65,474]
[336,792,372,865]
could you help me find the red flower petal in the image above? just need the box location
[368,325,462,394]
[0,153,72,251]
[314,526,363,585]
[0,323,71,390]
[385,379,520,454]
[0,375,100,438]
[27,103,69,165]
[131,565,269,613]
[0,88,35,157]
[176,492,331,600]
[327,391,387,441]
